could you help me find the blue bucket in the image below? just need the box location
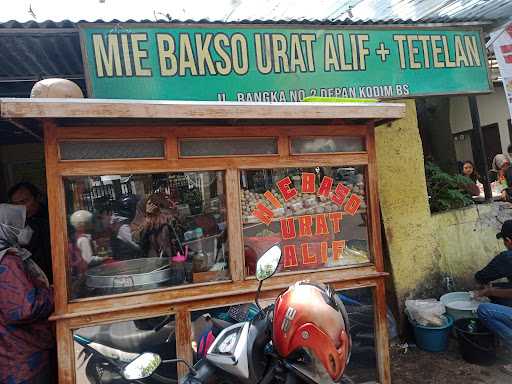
[412,315,453,352]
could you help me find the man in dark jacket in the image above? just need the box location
[8,182,53,284]
[475,220,512,375]
[475,220,512,305]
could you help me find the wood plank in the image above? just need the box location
[55,154,369,175]
[226,169,245,281]
[278,134,290,157]
[0,98,406,120]
[54,267,387,319]
[62,275,384,328]
[166,134,179,160]
[44,121,70,314]
[374,278,392,384]
[56,319,74,384]
[55,126,166,138]
[366,124,385,272]
[53,124,368,140]
[175,310,194,379]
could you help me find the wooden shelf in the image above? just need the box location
[0,98,405,121]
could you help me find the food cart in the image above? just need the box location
[0,98,404,383]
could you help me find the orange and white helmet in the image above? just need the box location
[273,281,351,383]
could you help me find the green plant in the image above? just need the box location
[425,162,474,213]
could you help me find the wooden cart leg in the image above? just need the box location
[374,279,392,384]
[175,309,194,379]
[56,319,75,384]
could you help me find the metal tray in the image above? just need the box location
[86,258,172,289]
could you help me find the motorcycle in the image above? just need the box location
[73,315,180,384]
[106,245,352,384]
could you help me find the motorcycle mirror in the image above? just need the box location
[256,245,282,281]
[122,352,162,380]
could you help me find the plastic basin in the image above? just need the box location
[412,315,453,352]
[440,292,478,321]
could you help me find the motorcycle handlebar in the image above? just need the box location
[153,314,174,332]
[179,359,218,384]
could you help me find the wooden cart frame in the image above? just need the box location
[0,99,405,384]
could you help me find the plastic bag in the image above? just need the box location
[405,299,446,327]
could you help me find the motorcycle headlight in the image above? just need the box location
[211,326,242,355]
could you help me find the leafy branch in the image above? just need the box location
[425,162,474,213]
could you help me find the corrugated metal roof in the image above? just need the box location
[350,0,512,23]
[1,0,509,25]
[0,17,497,30]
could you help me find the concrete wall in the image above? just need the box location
[432,203,510,290]
[375,100,442,313]
[450,84,511,153]
[375,100,511,330]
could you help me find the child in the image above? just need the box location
[70,210,110,266]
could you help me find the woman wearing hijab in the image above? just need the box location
[0,204,55,384]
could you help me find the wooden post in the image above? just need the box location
[175,310,193,379]
[374,279,392,384]
[468,96,492,200]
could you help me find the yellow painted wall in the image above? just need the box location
[432,204,505,289]
[375,99,441,307]
[376,100,508,317]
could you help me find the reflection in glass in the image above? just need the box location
[338,287,390,383]
[290,137,365,154]
[123,353,162,380]
[73,315,176,383]
[65,172,229,299]
[241,166,369,275]
[256,245,282,281]
[180,137,278,157]
[60,139,165,160]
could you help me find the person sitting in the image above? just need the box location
[8,182,53,284]
[0,204,55,384]
[475,220,512,306]
[489,154,511,200]
[474,220,512,374]
[460,160,481,196]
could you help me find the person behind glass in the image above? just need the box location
[460,160,481,196]
[70,210,111,267]
[8,182,53,284]
[131,193,179,258]
[97,206,141,261]
[489,154,511,201]
[0,204,55,384]
[474,220,512,375]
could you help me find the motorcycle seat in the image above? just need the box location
[75,320,174,353]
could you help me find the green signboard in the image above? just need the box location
[79,23,491,101]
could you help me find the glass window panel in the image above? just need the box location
[290,137,365,154]
[73,315,177,382]
[189,289,384,384]
[65,171,228,300]
[179,138,277,157]
[339,287,383,383]
[241,166,369,275]
[59,140,165,160]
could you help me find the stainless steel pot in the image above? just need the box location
[86,258,172,289]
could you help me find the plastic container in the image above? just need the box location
[440,292,480,321]
[454,318,496,366]
[412,315,453,352]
